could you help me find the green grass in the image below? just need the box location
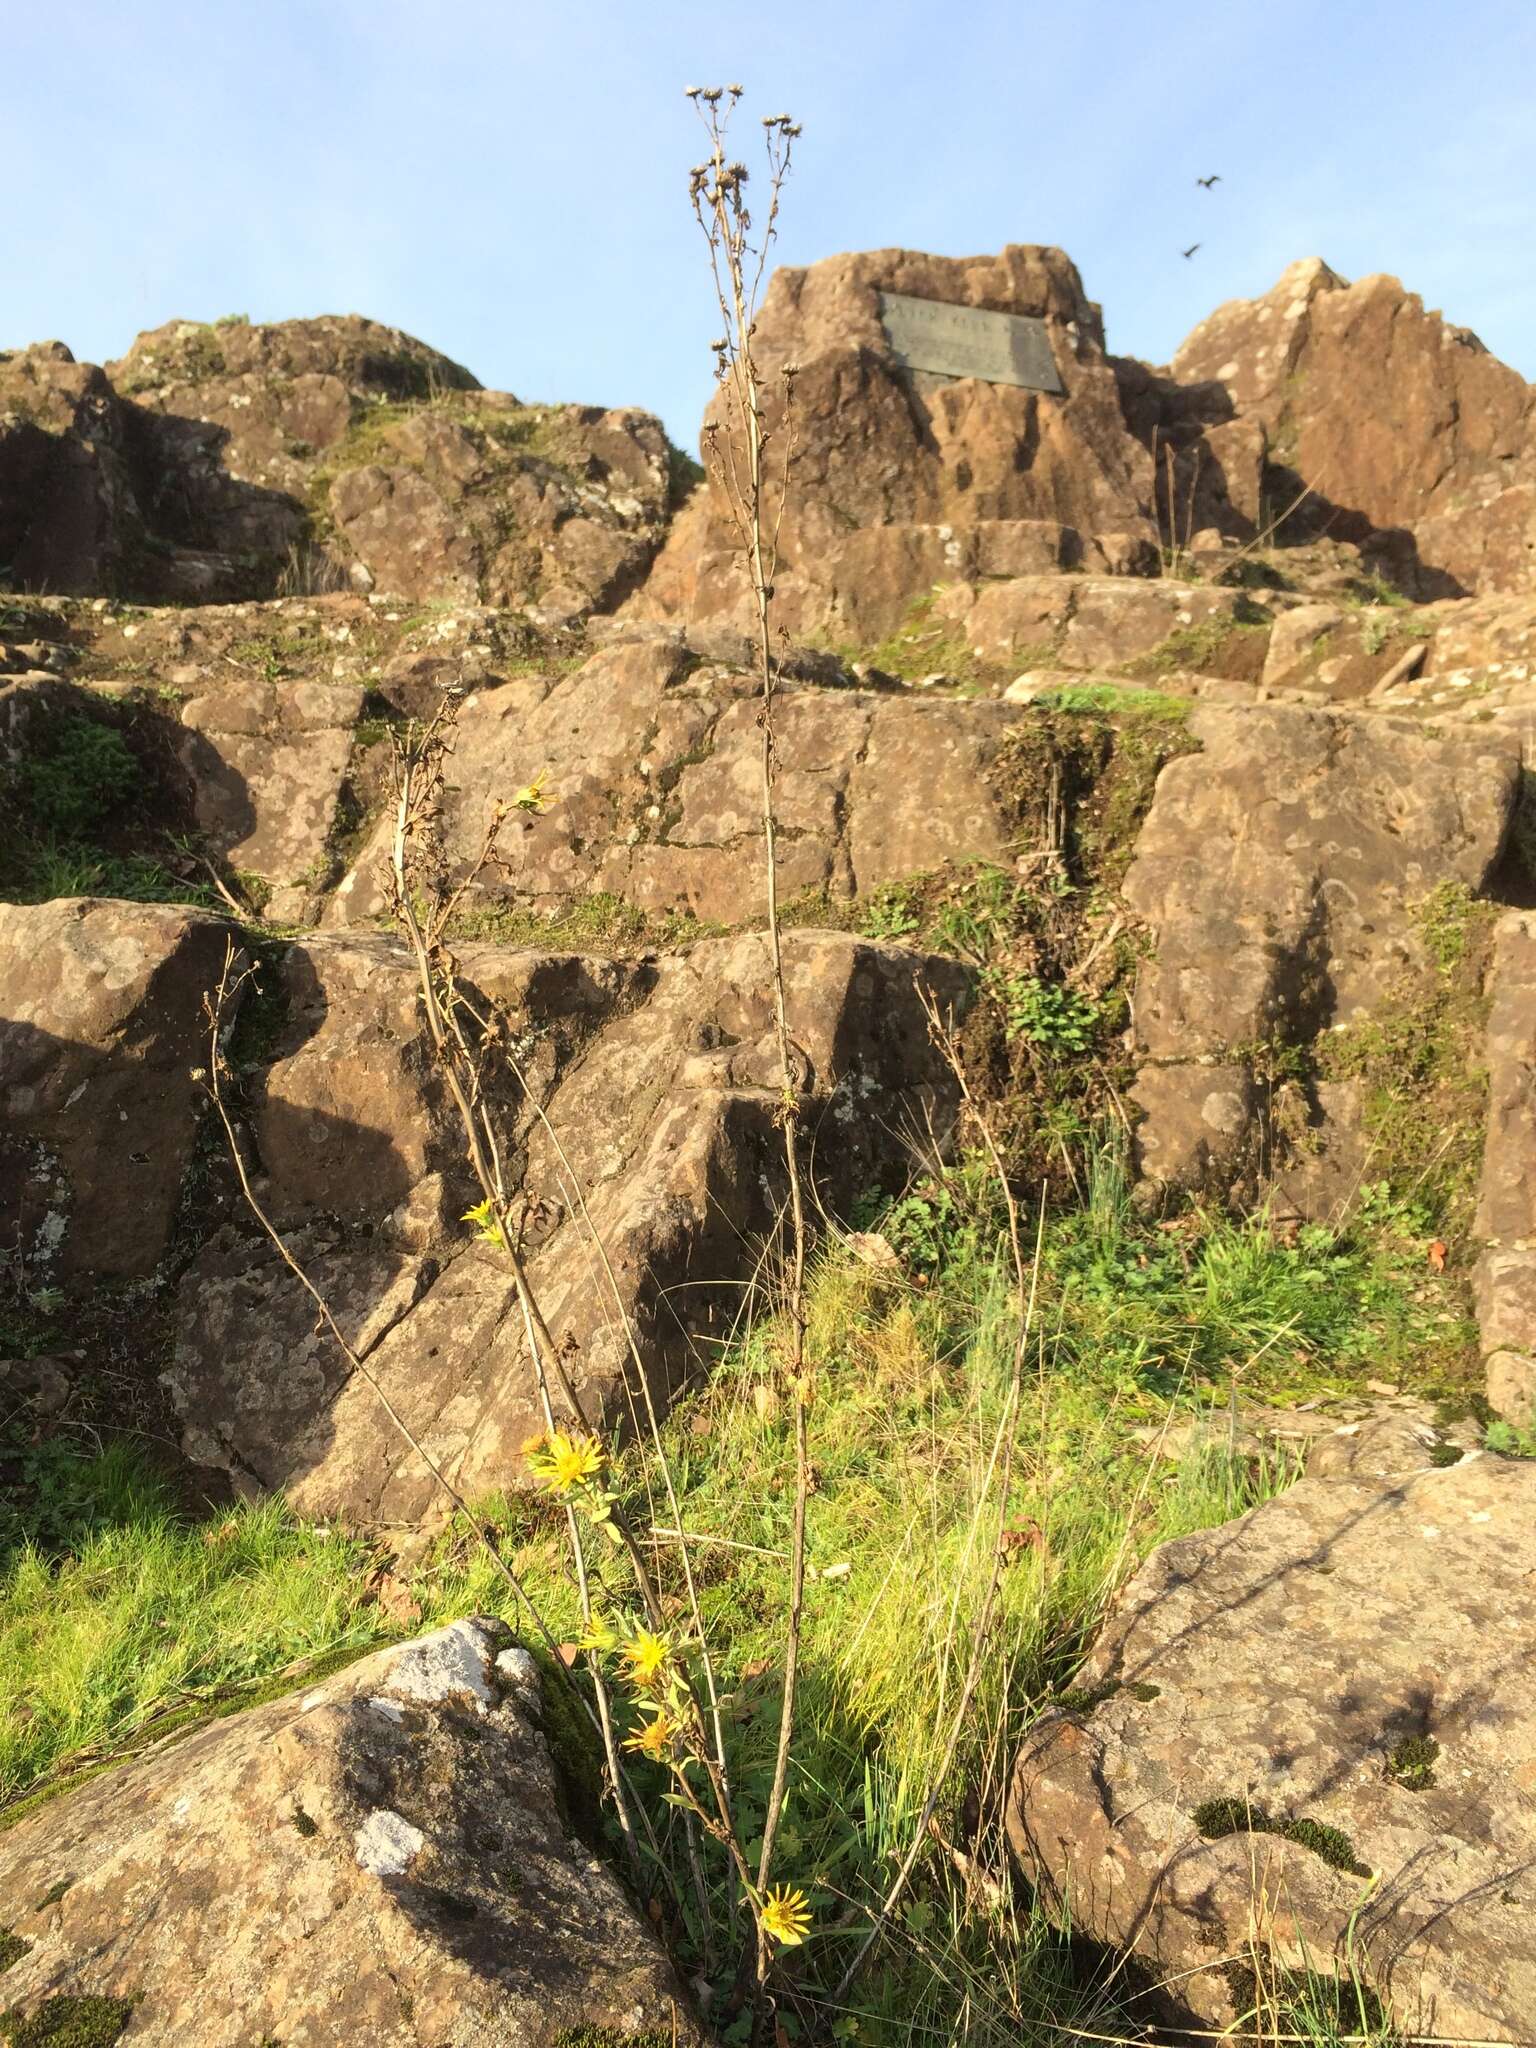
[1027,683,1192,720]
[0,1474,379,1811]
[445,889,722,954]
[833,588,1018,693]
[0,706,226,913]
[0,1140,1441,2037]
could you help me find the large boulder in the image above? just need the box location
[1168,259,1536,598]
[0,1618,701,2046]
[0,897,234,1281]
[632,245,1159,644]
[1123,703,1520,1205]
[168,925,967,1524]
[1007,1441,1536,2039]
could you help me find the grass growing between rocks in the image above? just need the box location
[0,1146,1456,2041]
[0,702,232,913]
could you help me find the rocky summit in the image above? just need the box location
[3,244,1536,2046]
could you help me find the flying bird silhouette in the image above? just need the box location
[1182,243,1201,259]
[1197,174,1222,188]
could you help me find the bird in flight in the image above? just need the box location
[1197,173,1222,188]
[1182,243,1201,259]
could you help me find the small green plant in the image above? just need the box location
[1486,1417,1536,1458]
[16,719,138,838]
[0,1934,31,1975]
[986,971,1100,1054]
[1360,613,1390,656]
[1415,881,1479,975]
[859,882,922,942]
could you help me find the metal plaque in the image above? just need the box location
[877,291,1064,395]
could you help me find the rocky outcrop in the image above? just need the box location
[0,343,146,596]
[168,925,967,1523]
[0,1618,701,2046]
[1123,704,1520,1208]
[633,245,1160,644]
[0,897,233,1282]
[1473,911,1536,1424]
[1007,1440,1536,2039]
[1165,259,1536,598]
[1,317,680,614]
[108,315,679,617]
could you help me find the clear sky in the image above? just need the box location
[12,0,1535,445]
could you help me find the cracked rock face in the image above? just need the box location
[1006,1445,1536,2040]
[168,925,968,1524]
[0,1619,702,2046]
[1122,702,1520,1206]
[1,316,677,614]
[1473,910,1536,1424]
[0,897,235,1281]
[328,638,1026,928]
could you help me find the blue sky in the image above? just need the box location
[13,1,1535,444]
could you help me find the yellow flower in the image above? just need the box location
[512,773,554,815]
[760,1884,812,1948]
[461,1197,506,1250]
[575,1616,619,1654]
[623,1707,680,1763]
[524,1429,605,1495]
[619,1628,674,1691]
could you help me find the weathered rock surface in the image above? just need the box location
[0,897,233,1281]
[1124,703,1520,1204]
[633,245,1159,643]
[330,637,1027,928]
[1473,910,1536,1424]
[0,1618,701,2046]
[930,571,1285,680]
[1,593,580,914]
[1007,1445,1536,2038]
[168,925,967,1523]
[1168,259,1536,598]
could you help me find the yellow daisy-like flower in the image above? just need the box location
[512,773,554,815]
[524,1429,605,1495]
[759,1884,812,1948]
[461,1197,506,1250]
[623,1708,680,1763]
[619,1628,674,1691]
[575,1617,619,1655]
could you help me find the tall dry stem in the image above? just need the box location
[687,83,812,1997]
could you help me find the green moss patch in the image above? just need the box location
[1193,1795,1370,1876]
[1116,605,1270,682]
[0,1936,31,1978]
[0,1995,134,2046]
[1385,1733,1440,1791]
